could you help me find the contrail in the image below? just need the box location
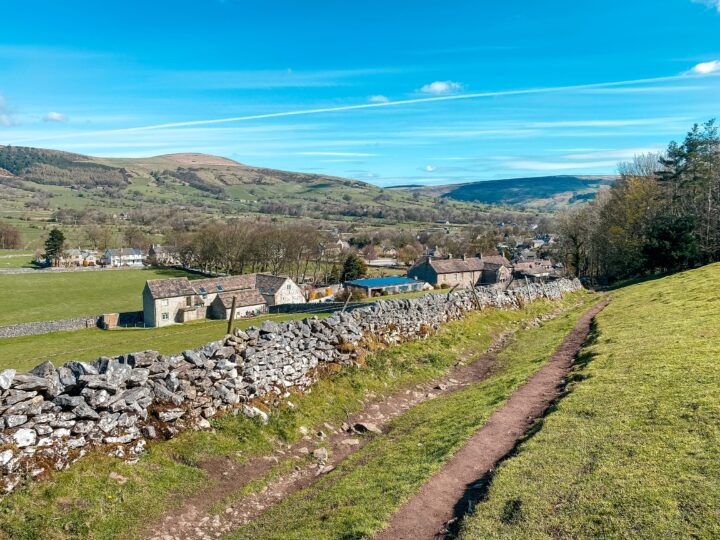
[5,71,714,145]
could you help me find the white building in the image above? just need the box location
[102,248,145,267]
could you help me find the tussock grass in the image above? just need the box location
[225,299,597,539]
[460,263,720,539]
[0,291,592,540]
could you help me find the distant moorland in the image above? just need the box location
[391,175,617,210]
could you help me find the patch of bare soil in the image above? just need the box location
[374,298,609,540]
[145,306,577,540]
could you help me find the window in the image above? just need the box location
[161,299,169,306]
[287,284,291,290]
[186,296,192,306]
[216,285,224,291]
[198,287,207,295]
[162,313,169,320]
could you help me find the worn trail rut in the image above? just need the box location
[375,298,609,540]
[146,306,575,540]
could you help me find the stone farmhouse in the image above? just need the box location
[143,273,305,327]
[147,244,179,266]
[513,259,557,283]
[102,248,145,267]
[61,248,98,267]
[407,254,512,289]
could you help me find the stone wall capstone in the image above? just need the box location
[0,279,582,495]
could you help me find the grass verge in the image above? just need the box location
[459,263,720,539]
[224,297,598,539]
[0,291,593,540]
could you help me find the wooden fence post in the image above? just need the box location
[226,295,237,335]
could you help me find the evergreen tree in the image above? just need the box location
[328,264,340,284]
[340,253,367,282]
[44,228,65,266]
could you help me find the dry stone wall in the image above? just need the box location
[0,316,101,339]
[0,279,582,495]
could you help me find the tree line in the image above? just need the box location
[170,220,347,285]
[555,120,720,283]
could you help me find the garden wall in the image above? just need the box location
[0,279,582,494]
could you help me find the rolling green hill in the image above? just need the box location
[0,146,535,245]
[392,175,617,210]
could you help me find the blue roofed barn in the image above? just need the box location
[345,276,425,298]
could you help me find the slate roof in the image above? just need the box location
[214,289,267,308]
[149,245,176,255]
[106,248,144,257]
[192,274,256,294]
[410,255,511,276]
[479,255,511,268]
[514,260,553,275]
[347,276,420,288]
[256,274,289,294]
[425,257,485,274]
[147,273,297,301]
[145,277,195,299]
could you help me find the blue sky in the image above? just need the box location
[1,0,719,186]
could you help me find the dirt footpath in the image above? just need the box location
[375,298,609,540]
[145,306,574,540]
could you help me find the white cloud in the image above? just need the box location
[425,164,437,172]
[692,0,720,12]
[369,95,390,103]
[690,60,720,75]
[44,111,69,123]
[418,80,463,95]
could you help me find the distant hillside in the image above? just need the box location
[392,175,617,210]
[0,145,532,233]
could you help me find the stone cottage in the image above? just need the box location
[147,244,179,266]
[143,277,198,327]
[407,255,511,288]
[142,273,305,327]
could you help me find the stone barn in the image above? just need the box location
[210,290,267,320]
[407,255,511,289]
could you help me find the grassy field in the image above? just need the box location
[226,297,597,540]
[0,291,592,540]
[0,254,35,268]
[0,268,198,325]
[459,263,720,538]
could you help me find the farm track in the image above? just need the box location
[374,298,609,540]
[145,305,576,540]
